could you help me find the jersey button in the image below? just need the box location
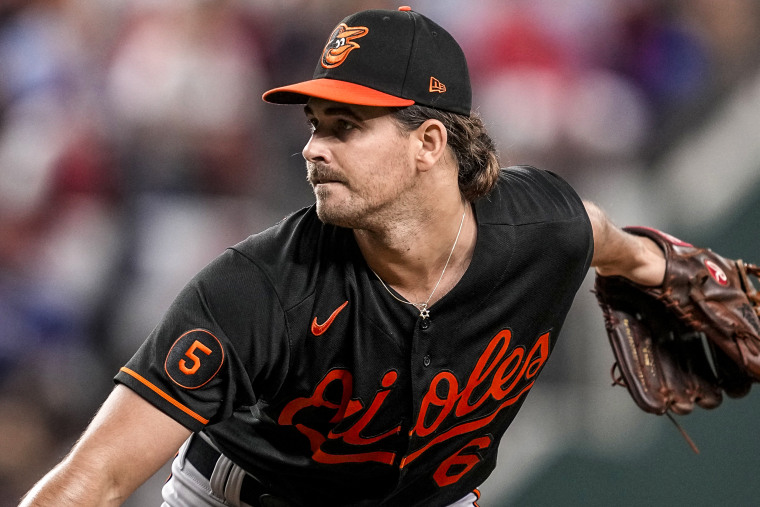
[420,319,430,330]
[423,355,431,367]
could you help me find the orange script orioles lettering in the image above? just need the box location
[321,24,369,69]
[278,370,402,465]
[277,329,551,485]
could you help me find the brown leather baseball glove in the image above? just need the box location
[594,227,760,448]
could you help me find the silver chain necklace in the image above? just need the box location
[370,207,467,319]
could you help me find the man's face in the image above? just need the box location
[302,98,419,230]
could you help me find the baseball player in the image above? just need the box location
[20,7,666,506]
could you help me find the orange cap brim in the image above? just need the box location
[262,78,415,108]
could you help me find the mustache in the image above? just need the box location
[306,162,345,186]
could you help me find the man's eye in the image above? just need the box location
[337,120,355,131]
[306,118,356,134]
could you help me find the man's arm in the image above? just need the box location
[583,200,666,287]
[19,384,191,507]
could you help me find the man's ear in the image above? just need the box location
[413,119,448,172]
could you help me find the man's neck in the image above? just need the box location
[355,199,477,307]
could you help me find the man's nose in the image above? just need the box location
[302,134,330,164]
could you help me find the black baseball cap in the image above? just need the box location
[262,6,471,116]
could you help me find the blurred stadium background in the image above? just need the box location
[1,0,759,505]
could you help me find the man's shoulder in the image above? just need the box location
[223,205,354,290]
[476,165,586,225]
[231,205,324,260]
[498,165,575,194]
[187,206,333,311]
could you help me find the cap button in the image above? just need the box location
[398,6,412,11]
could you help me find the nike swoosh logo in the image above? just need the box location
[311,301,348,336]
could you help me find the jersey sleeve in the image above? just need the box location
[114,247,290,432]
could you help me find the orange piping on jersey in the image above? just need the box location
[120,367,210,425]
[473,488,481,507]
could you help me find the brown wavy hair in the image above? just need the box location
[392,105,501,201]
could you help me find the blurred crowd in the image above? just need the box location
[1,0,760,503]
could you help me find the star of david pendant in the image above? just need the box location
[419,306,430,319]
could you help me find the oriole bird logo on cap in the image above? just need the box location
[321,23,369,69]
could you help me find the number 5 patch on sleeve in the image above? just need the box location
[165,329,225,389]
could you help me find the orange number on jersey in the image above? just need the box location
[433,436,492,487]
[179,340,213,375]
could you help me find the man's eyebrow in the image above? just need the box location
[303,104,364,122]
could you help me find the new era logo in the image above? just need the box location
[429,76,446,93]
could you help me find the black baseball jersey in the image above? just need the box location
[115,165,593,506]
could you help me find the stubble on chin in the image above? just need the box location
[314,193,357,228]
[309,182,343,226]
[313,189,333,224]
[308,161,355,227]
